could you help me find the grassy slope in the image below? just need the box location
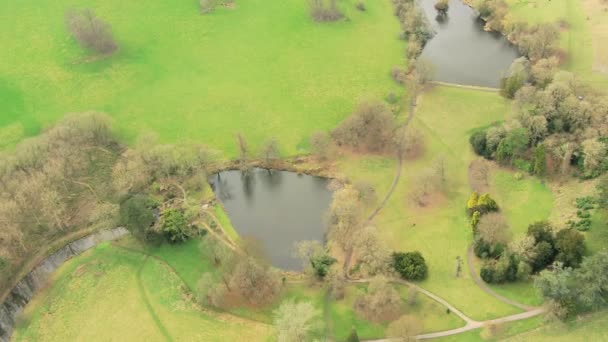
[0,0,403,155]
[13,243,272,341]
[339,86,526,320]
[14,237,463,340]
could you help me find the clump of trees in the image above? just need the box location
[471,1,608,180]
[408,157,447,206]
[198,240,282,308]
[294,240,336,280]
[467,192,499,231]
[332,101,397,154]
[392,0,435,60]
[118,195,160,243]
[391,251,428,280]
[325,184,394,277]
[308,0,343,22]
[471,69,608,178]
[354,276,402,322]
[0,112,216,292]
[65,9,118,55]
[475,0,560,61]
[0,113,121,289]
[479,220,586,284]
[273,299,322,342]
[535,251,608,319]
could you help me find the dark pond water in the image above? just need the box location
[419,0,519,87]
[209,168,333,270]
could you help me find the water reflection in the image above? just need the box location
[419,0,519,87]
[209,168,333,270]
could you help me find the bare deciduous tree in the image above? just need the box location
[354,276,401,322]
[393,126,424,159]
[332,101,397,154]
[387,315,422,342]
[65,9,118,55]
[229,256,282,306]
[260,138,280,167]
[478,213,512,245]
[274,299,321,342]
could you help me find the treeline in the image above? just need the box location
[464,191,587,285]
[476,0,560,62]
[0,113,120,286]
[0,113,218,291]
[392,0,434,60]
[471,67,608,178]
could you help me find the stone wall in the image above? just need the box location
[0,228,128,342]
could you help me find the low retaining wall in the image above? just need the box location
[0,228,128,342]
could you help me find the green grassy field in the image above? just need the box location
[503,310,608,342]
[14,237,465,341]
[338,86,532,320]
[0,0,403,156]
[327,283,465,340]
[13,242,273,342]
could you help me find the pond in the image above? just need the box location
[209,168,333,270]
[419,0,519,87]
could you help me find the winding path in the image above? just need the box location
[358,87,545,340]
[467,245,537,311]
[366,90,417,222]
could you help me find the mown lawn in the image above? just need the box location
[0,0,403,155]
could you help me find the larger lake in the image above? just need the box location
[209,168,333,270]
[419,0,519,87]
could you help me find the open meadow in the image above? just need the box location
[3,0,608,341]
[0,0,403,155]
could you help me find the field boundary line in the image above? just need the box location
[136,256,174,342]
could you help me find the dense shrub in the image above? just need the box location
[480,253,518,283]
[311,254,337,278]
[474,236,505,259]
[391,251,428,280]
[160,209,191,243]
[470,130,491,159]
[466,192,499,215]
[65,9,117,55]
[119,195,159,243]
[554,228,585,268]
[354,277,401,322]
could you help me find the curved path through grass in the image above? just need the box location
[359,85,545,340]
[466,245,537,311]
[136,256,174,342]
